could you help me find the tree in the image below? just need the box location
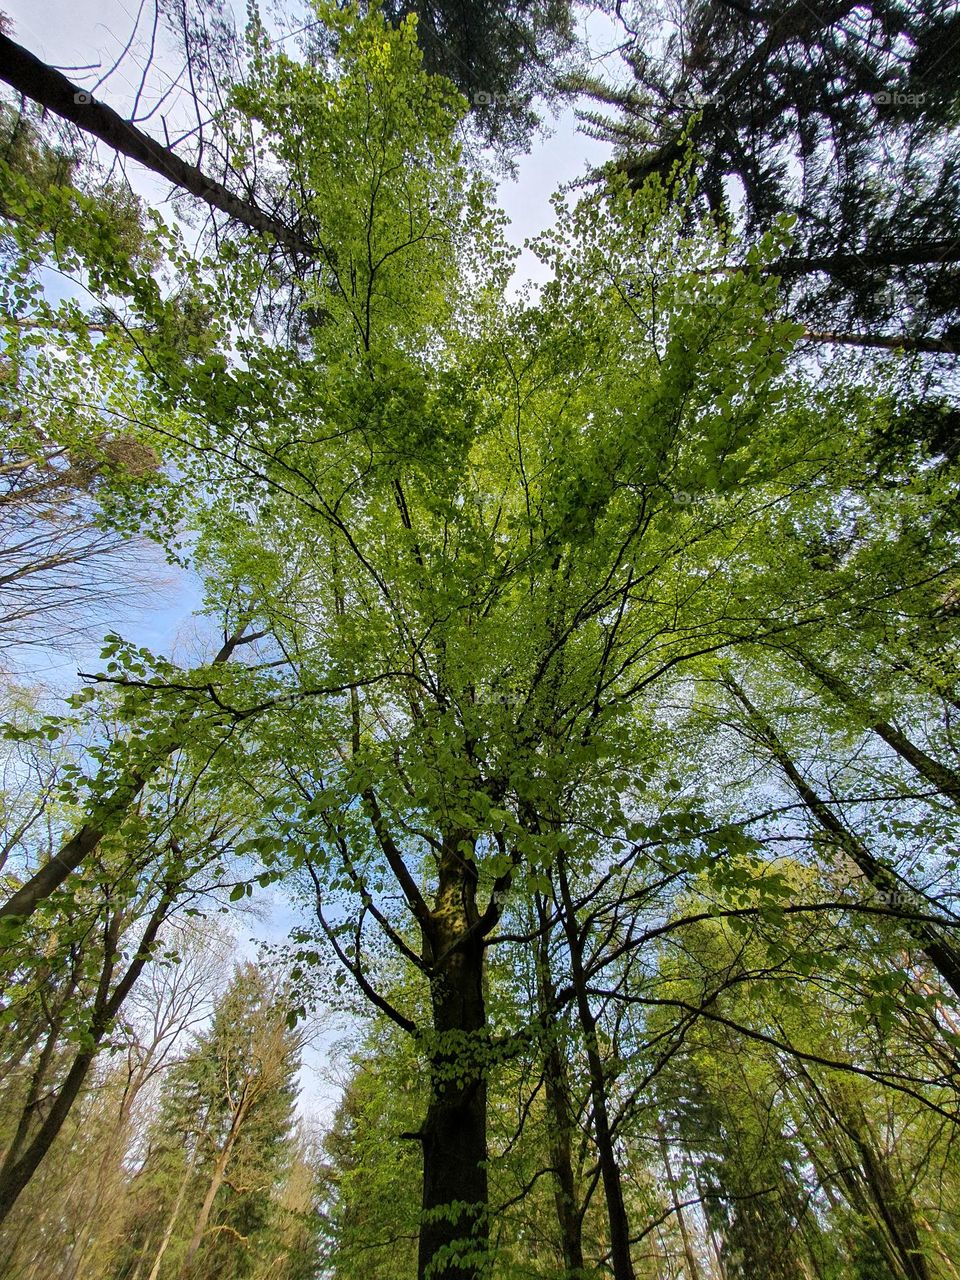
[318,1025,424,1279]
[374,0,576,151]
[0,103,174,657]
[0,621,263,925]
[118,961,303,1280]
[0,33,316,259]
[0,687,255,1225]
[0,919,232,1280]
[568,0,960,344]
[1,4,959,1277]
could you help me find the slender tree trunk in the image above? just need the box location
[533,894,586,1279]
[61,1058,156,1280]
[786,648,960,806]
[774,240,960,276]
[418,869,489,1280]
[146,1134,202,1280]
[0,1042,100,1226]
[181,1112,244,1275]
[722,674,960,997]
[0,890,172,1224]
[0,36,314,258]
[556,861,636,1280]
[691,1162,726,1280]
[0,777,148,924]
[657,1122,702,1280]
[825,1083,930,1280]
[1,1009,64,1170]
[0,628,253,925]
[784,1063,929,1280]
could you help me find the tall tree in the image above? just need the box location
[2,5,959,1277]
[569,0,960,344]
[119,961,303,1280]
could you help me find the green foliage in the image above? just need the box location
[1,5,959,1279]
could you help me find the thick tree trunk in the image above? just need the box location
[775,240,960,277]
[803,330,958,356]
[533,895,585,1279]
[418,926,489,1280]
[723,674,960,998]
[556,862,636,1280]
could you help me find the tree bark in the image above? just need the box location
[691,1161,726,1280]
[0,34,315,259]
[556,860,636,1280]
[775,241,960,277]
[792,1064,931,1280]
[1,1007,65,1172]
[533,894,586,1279]
[839,1104,930,1280]
[418,854,489,1280]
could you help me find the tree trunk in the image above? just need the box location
[0,35,314,259]
[533,894,586,1279]
[181,1110,244,1275]
[0,889,172,1224]
[822,1080,931,1280]
[787,648,960,806]
[657,1122,702,1280]
[1,1008,64,1171]
[0,776,148,924]
[803,330,958,356]
[773,240,960,277]
[556,861,636,1280]
[722,674,960,998]
[691,1162,726,1280]
[145,1148,197,1280]
[785,1060,930,1280]
[418,913,489,1280]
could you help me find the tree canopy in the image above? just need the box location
[0,2,958,1279]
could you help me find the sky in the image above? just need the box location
[2,0,619,1121]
